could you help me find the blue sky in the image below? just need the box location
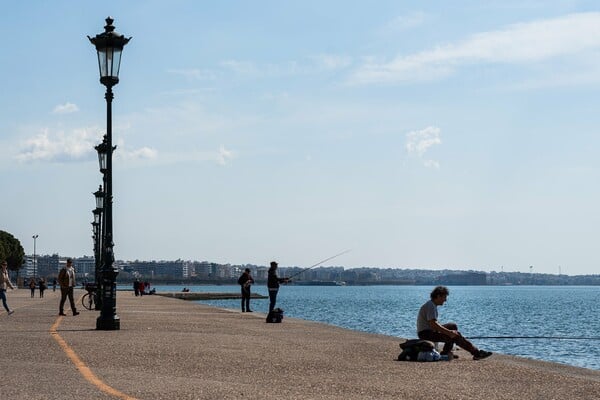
[2,1,600,275]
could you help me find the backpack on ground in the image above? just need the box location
[266,308,284,323]
[397,339,435,361]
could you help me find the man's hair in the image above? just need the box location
[244,268,251,273]
[430,285,449,300]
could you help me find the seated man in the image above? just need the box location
[417,286,492,360]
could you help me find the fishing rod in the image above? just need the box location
[469,336,600,340]
[286,249,352,280]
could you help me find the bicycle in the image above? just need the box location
[82,283,98,310]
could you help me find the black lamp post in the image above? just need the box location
[89,17,130,331]
[92,190,103,311]
[32,234,39,280]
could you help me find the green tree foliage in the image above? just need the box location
[0,230,25,272]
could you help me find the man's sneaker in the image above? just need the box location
[473,350,493,360]
[73,311,80,316]
[8,310,14,315]
[59,312,67,316]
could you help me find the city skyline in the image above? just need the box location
[2,2,600,275]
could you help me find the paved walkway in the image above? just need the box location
[1,288,599,400]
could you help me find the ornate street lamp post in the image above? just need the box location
[89,17,130,330]
[92,186,103,311]
[32,234,39,280]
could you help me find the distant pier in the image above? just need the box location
[155,292,268,300]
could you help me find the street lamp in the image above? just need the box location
[91,212,102,311]
[89,17,131,331]
[92,197,103,311]
[92,209,102,273]
[93,185,104,210]
[32,234,39,280]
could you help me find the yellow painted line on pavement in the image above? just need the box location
[50,317,139,400]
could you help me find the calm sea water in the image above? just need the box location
[151,284,600,370]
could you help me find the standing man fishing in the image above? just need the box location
[237,268,255,312]
[267,261,290,313]
[266,251,351,314]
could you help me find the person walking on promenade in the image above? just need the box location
[237,268,255,312]
[0,261,15,315]
[52,278,57,292]
[417,286,492,360]
[58,258,79,316]
[133,279,140,296]
[267,261,290,313]
[39,278,47,298]
[29,278,36,298]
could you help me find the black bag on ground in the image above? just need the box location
[397,339,435,361]
[266,308,284,323]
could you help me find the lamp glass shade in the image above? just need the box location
[93,210,101,224]
[94,187,104,209]
[97,47,122,79]
[88,17,130,87]
[95,142,108,172]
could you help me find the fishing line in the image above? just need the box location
[469,336,600,340]
[287,249,352,280]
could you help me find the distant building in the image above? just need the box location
[122,260,185,279]
[73,256,95,280]
[438,272,487,285]
[22,255,34,277]
[37,254,60,279]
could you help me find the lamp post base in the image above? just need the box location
[96,315,120,330]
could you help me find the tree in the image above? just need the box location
[0,230,25,272]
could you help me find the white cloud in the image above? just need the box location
[118,146,158,161]
[52,102,79,114]
[15,127,157,164]
[15,127,102,162]
[217,145,234,165]
[168,68,216,80]
[423,159,440,169]
[406,126,441,168]
[381,12,427,33]
[351,12,600,85]
[220,60,259,75]
[310,54,352,70]
[220,54,352,78]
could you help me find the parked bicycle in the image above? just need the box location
[82,283,98,310]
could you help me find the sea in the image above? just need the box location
[149,284,600,371]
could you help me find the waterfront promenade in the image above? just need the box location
[1,288,599,400]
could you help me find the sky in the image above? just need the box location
[1,1,600,275]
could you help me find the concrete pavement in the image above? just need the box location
[1,287,599,399]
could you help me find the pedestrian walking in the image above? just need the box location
[39,277,47,298]
[58,258,79,316]
[0,260,15,315]
[29,277,36,298]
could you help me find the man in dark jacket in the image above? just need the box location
[237,268,255,312]
[58,258,79,316]
[267,261,290,313]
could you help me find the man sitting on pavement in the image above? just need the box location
[417,285,492,360]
